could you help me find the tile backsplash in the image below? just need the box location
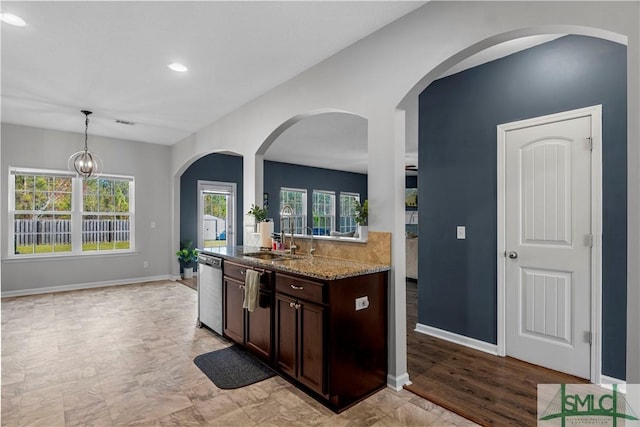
[293,231,391,266]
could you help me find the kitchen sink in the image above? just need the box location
[243,252,300,261]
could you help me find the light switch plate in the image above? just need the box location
[457,226,466,239]
[355,296,369,311]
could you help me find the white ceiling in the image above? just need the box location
[1,1,563,175]
[0,1,425,144]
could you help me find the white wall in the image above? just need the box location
[1,123,173,295]
[169,2,639,387]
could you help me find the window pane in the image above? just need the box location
[114,181,130,212]
[13,213,72,254]
[82,214,130,252]
[339,193,359,233]
[53,192,72,212]
[312,191,335,236]
[15,190,34,211]
[14,175,33,191]
[280,188,306,234]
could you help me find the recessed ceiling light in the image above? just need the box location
[168,62,188,73]
[0,13,26,27]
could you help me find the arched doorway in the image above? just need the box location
[396,29,629,425]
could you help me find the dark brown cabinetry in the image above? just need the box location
[275,271,387,412]
[275,292,325,396]
[222,261,273,361]
[220,256,387,413]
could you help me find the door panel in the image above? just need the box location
[275,294,297,378]
[223,277,245,344]
[521,268,571,344]
[505,115,592,379]
[246,291,272,361]
[298,301,325,395]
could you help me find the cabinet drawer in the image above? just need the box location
[276,273,325,304]
[224,261,273,291]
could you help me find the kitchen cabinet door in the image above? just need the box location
[246,290,272,361]
[275,293,297,378]
[223,277,245,344]
[298,300,325,395]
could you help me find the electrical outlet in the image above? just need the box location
[143,261,149,268]
[355,296,369,311]
[456,226,466,239]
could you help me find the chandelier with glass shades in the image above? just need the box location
[68,110,102,179]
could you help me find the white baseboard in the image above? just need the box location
[387,372,411,391]
[1,275,173,298]
[600,375,626,393]
[415,323,498,356]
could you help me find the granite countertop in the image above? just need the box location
[199,246,389,280]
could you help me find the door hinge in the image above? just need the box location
[585,234,594,248]
[586,137,593,151]
[584,331,593,345]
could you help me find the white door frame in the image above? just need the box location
[197,180,237,248]
[497,105,603,383]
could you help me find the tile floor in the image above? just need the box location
[1,281,477,426]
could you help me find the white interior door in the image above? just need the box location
[504,115,593,379]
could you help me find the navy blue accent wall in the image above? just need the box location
[264,160,367,232]
[418,36,627,379]
[180,153,244,248]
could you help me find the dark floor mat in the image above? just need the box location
[194,345,276,389]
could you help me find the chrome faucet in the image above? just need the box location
[280,205,297,255]
[306,226,316,256]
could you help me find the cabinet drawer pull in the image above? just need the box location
[240,270,246,275]
[290,284,304,290]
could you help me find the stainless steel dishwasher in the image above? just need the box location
[197,253,223,335]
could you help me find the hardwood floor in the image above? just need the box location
[404,279,588,426]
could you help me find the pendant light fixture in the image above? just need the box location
[68,110,102,179]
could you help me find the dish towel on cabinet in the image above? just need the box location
[243,270,260,312]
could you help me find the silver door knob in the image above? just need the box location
[507,251,518,259]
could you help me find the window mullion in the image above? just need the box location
[71,177,83,253]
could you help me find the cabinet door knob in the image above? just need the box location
[290,284,304,290]
[289,302,296,308]
[294,303,301,310]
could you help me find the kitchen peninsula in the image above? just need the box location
[200,246,389,412]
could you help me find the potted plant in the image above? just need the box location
[176,241,198,279]
[247,204,268,232]
[354,199,368,239]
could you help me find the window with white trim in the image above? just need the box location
[312,190,335,236]
[280,187,306,235]
[339,192,360,233]
[9,168,135,256]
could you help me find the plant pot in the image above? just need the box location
[357,225,368,240]
[182,267,194,279]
